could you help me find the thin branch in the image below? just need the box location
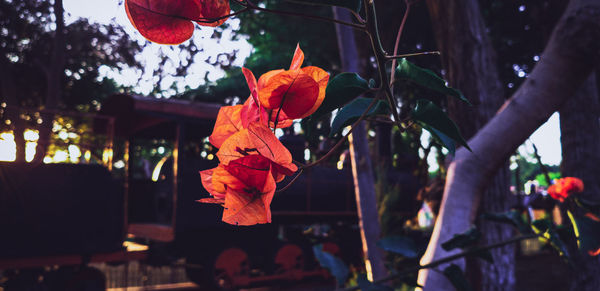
[245,0,366,30]
[296,96,381,169]
[389,0,412,88]
[340,233,539,291]
[194,8,250,23]
[275,168,304,193]
[386,51,441,60]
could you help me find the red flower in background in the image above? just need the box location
[547,177,584,202]
[125,0,230,44]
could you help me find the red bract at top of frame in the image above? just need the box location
[125,0,230,45]
[547,177,584,202]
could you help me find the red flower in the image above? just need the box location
[125,0,230,45]
[547,177,584,202]
[199,155,276,225]
[242,45,329,124]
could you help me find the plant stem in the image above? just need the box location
[387,51,440,60]
[296,96,381,169]
[389,0,411,88]
[363,0,402,128]
[244,0,366,30]
[339,233,539,291]
[275,168,304,193]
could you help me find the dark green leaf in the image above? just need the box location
[356,273,393,291]
[441,227,481,251]
[532,219,571,259]
[482,210,532,234]
[376,235,419,258]
[287,0,362,13]
[422,124,456,155]
[442,264,473,291]
[412,99,471,151]
[330,97,389,137]
[313,244,349,286]
[567,210,600,254]
[310,72,370,123]
[395,58,471,104]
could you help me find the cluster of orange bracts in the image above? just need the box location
[199,46,329,225]
[547,177,584,202]
[125,0,231,44]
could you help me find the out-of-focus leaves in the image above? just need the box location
[441,226,481,251]
[288,0,362,13]
[532,219,570,259]
[442,264,473,291]
[567,210,600,255]
[422,124,456,155]
[482,210,532,234]
[395,58,471,104]
[330,97,389,137]
[310,72,370,123]
[376,235,419,258]
[313,244,349,286]
[412,99,470,151]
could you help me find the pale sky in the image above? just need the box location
[62,0,562,166]
[63,0,252,97]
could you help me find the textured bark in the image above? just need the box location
[418,0,600,289]
[333,7,387,281]
[426,0,515,290]
[559,73,600,291]
[34,0,65,163]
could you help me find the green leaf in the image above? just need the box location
[286,0,362,13]
[376,235,419,258]
[412,99,471,151]
[395,58,471,104]
[313,244,349,286]
[356,273,393,291]
[310,72,370,123]
[531,219,571,259]
[567,210,600,254]
[329,97,389,137]
[441,227,481,251]
[442,264,473,291]
[482,210,532,234]
[422,124,456,155]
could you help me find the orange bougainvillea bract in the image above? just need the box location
[125,0,230,45]
[246,45,329,120]
[547,177,584,202]
[199,155,276,225]
[199,45,329,226]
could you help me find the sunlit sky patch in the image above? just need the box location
[63,0,252,97]
[62,0,562,167]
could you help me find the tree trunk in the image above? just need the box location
[0,58,26,163]
[417,0,600,289]
[34,0,65,163]
[559,73,600,291]
[333,7,387,281]
[425,0,515,290]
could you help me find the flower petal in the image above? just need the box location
[289,44,304,70]
[209,105,243,148]
[301,66,329,117]
[222,168,276,226]
[196,0,230,27]
[125,0,200,45]
[258,70,319,119]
